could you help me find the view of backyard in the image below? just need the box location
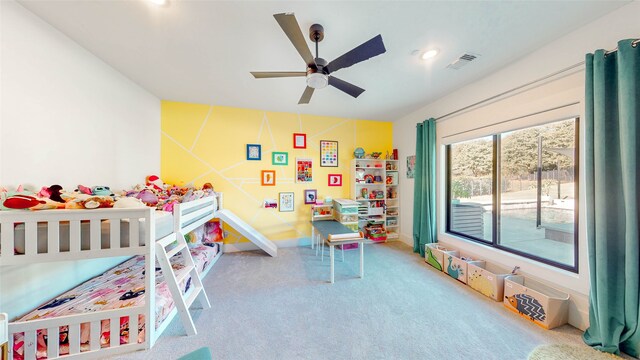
[449,119,576,267]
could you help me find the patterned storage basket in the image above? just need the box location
[444,254,485,284]
[467,262,511,301]
[424,243,459,272]
[503,275,570,329]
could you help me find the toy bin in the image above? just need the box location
[444,254,485,284]
[467,262,511,301]
[424,243,459,272]
[335,213,358,223]
[333,198,359,214]
[503,275,570,329]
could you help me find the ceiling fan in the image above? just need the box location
[250,12,386,104]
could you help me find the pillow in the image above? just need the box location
[184,225,205,248]
[203,220,224,244]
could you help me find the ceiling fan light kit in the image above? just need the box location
[250,12,386,104]
[307,72,328,89]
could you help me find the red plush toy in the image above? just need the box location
[3,195,45,209]
[146,175,164,191]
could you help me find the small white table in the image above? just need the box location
[311,220,365,283]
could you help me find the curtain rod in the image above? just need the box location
[605,38,639,55]
[435,38,638,123]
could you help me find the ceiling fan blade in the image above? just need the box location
[273,13,316,67]
[325,34,386,74]
[251,71,306,79]
[328,76,365,98]
[298,86,314,104]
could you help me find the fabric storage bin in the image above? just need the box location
[339,243,359,251]
[425,243,459,272]
[444,254,485,284]
[467,262,511,301]
[503,275,570,329]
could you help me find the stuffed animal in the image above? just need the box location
[3,194,45,209]
[146,175,164,191]
[161,200,177,212]
[113,197,146,209]
[135,189,158,206]
[37,185,65,203]
[77,185,92,195]
[82,196,114,209]
[92,186,113,196]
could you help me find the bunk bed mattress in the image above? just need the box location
[8,211,174,255]
[11,244,219,359]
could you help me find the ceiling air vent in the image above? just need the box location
[447,53,479,70]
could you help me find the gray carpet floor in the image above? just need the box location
[113,242,592,360]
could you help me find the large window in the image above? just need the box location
[446,118,578,271]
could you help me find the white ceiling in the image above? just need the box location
[18,0,628,121]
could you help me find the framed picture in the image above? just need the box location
[320,140,338,167]
[295,158,313,183]
[406,155,416,179]
[293,133,307,149]
[279,192,294,212]
[261,170,276,186]
[304,189,318,204]
[247,144,261,160]
[272,151,288,165]
[328,174,342,186]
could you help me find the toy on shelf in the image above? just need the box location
[364,174,375,183]
[364,222,386,242]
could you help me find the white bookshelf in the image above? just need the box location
[350,158,400,240]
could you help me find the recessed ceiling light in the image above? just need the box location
[149,0,168,5]
[421,49,439,60]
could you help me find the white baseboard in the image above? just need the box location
[399,233,412,247]
[223,237,310,253]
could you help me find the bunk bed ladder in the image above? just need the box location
[156,233,211,336]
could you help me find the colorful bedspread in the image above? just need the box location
[12,244,218,359]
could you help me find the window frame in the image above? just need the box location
[445,118,580,273]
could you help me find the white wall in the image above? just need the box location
[0,0,160,318]
[394,0,640,330]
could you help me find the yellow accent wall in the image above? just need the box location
[161,101,393,245]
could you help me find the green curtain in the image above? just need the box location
[583,39,640,356]
[413,118,437,256]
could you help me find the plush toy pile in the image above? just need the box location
[0,175,217,211]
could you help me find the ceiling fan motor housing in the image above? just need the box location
[307,57,329,89]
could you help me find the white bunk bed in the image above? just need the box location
[0,194,223,360]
